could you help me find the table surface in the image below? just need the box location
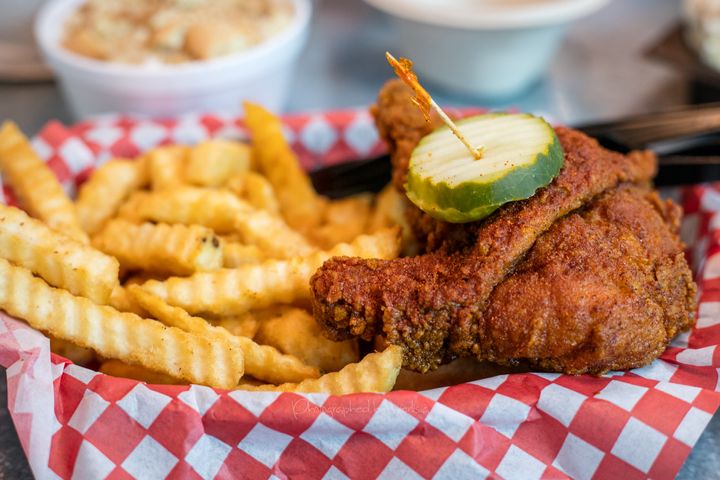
[0,0,718,478]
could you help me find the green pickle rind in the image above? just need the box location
[406,114,564,223]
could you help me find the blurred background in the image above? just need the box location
[0,0,715,131]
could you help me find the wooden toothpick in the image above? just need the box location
[385,52,483,160]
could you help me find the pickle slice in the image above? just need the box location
[406,113,564,223]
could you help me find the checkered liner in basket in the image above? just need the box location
[0,111,718,480]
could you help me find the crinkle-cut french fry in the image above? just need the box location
[0,121,88,243]
[223,241,264,268]
[0,259,244,389]
[0,204,119,303]
[75,158,147,235]
[100,359,183,385]
[210,313,260,339]
[206,305,295,339]
[244,172,280,214]
[94,219,222,275]
[226,172,280,214]
[50,337,95,366]
[326,194,373,226]
[148,145,188,190]
[243,102,326,231]
[368,184,399,232]
[186,140,251,187]
[114,191,147,221]
[108,285,147,317]
[118,187,251,233]
[235,209,316,259]
[310,224,357,251]
[368,184,418,256]
[128,286,319,384]
[255,308,358,372]
[224,173,244,195]
[140,227,400,316]
[310,194,374,249]
[237,346,403,394]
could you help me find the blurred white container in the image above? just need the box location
[34,0,311,118]
[365,0,610,99]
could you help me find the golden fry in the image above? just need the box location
[243,102,326,231]
[226,172,280,214]
[310,194,373,249]
[140,227,400,316]
[210,313,260,339]
[223,241,264,268]
[369,184,418,256]
[237,346,403,394]
[186,140,250,187]
[148,145,188,190]
[128,286,319,384]
[0,115,422,395]
[118,187,251,233]
[0,121,88,243]
[108,285,147,316]
[220,333,320,384]
[326,194,373,226]
[0,204,119,304]
[368,184,399,231]
[100,359,184,385]
[0,258,244,388]
[75,158,147,235]
[235,209,316,259]
[255,308,358,372]
[243,172,280,213]
[94,219,222,275]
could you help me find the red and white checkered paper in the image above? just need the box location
[1,111,719,480]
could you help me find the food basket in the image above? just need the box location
[0,110,718,479]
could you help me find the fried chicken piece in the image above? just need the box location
[482,186,694,373]
[310,81,696,374]
[370,80,438,192]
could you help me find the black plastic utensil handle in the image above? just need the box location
[309,151,720,195]
[575,103,720,151]
[310,155,392,198]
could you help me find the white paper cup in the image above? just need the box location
[34,0,311,118]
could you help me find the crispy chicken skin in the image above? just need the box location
[310,80,696,374]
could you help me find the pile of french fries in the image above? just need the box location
[0,103,410,394]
